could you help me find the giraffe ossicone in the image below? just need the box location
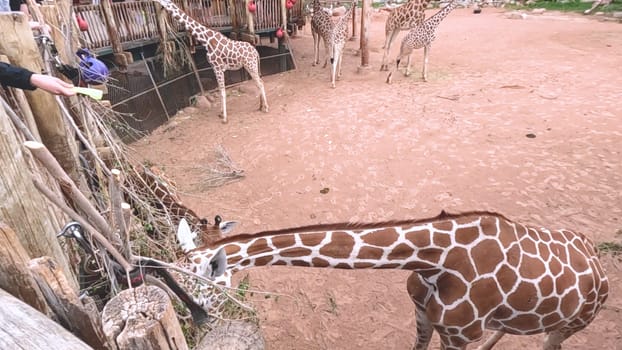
[151,0,268,123]
[181,210,609,350]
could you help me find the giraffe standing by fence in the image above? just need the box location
[386,0,458,84]
[311,0,334,68]
[178,210,609,350]
[151,0,268,123]
[328,0,356,88]
[380,0,436,71]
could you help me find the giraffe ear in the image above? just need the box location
[209,247,227,279]
[177,218,197,252]
[218,220,238,235]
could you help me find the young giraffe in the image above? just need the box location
[179,210,609,350]
[380,0,435,71]
[328,0,356,88]
[311,0,334,68]
[386,0,457,84]
[151,0,268,123]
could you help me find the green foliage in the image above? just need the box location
[597,241,622,255]
[516,0,622,13]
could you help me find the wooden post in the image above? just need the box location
[99,0,128,69]
[0,288,92,350]
[246,0,255,36]
[102,285,189,350]
[39,1,80,69]
[0,95,77,288]
[359,0,371,67]
[0,223,49,315]
[350,2,358,41]
[29,256,110,350]
[0,13,83,186]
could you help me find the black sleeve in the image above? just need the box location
[0,62,36,90]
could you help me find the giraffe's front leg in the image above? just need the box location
[422,45,430,82]
[215,70,228,123]
[404,54,412,77]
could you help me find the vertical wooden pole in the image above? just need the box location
[246,0,255,35]
[99,0,128,69]
[350,1,357,41]
[359,0,370,67]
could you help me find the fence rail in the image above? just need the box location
[75,0,290,53]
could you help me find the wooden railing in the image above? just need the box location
[74,0,287,52]
[75,1,162,51]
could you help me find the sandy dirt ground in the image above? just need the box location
[131,7,622,350]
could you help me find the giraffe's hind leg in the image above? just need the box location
[381,29,399,71]
[246,63,268,113]
[543,325,585,350]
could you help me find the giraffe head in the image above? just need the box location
[176,217,237,253]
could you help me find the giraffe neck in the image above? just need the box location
[425,0,457,25]
[191,211,540,279]
[312,0,323,15]
[153,0,218,45]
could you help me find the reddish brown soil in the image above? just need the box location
[131,8,622,350]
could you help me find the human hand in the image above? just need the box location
[29,74,76,96]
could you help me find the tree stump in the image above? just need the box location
[102,285,188,350]
[196,321,265,350]
[0,288,91,349]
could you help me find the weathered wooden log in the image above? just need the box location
[0,223,49,314]
[0,96,77,286]
[0,288,92,350]
[0,12,82,184]
[29,256,110,350]
[102,285,189,350]
[196,321,265,350]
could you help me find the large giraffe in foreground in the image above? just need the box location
[151,0,268,123]
[179,210,609,349]
[380,0,436,71]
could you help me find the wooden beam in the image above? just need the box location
[0,288,92,350]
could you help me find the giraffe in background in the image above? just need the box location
[179,210,609,349]
[311,0,334,68]
[151,0,268,123]
[386,0,458,84]
[380,0,436,71]
[328,0,356,88]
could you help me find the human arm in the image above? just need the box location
[0,62,75,96]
